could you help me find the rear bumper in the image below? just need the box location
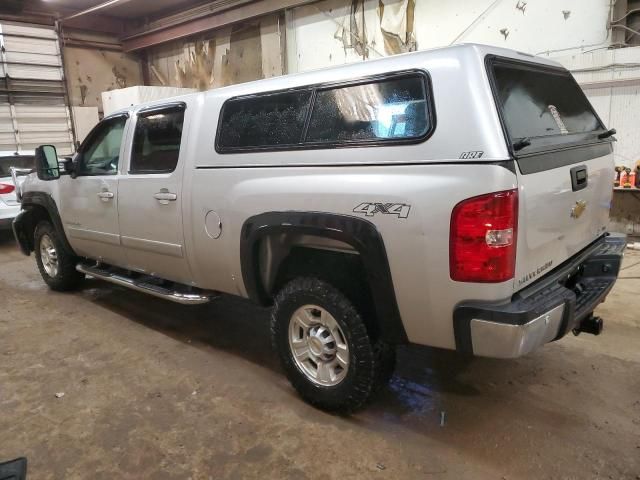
[453,233,626,358]
[11,209,31,255]
[0,217,14,230]
[0,205,20,229]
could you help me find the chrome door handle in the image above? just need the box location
[153,189,177,205]
[97,191,114,201]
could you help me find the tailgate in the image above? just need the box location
[515,150,612,290]
[487,56,615,291]
[0,154,34,205]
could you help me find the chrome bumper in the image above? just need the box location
[469,304,564,358]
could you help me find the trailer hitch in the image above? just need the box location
[573,314,603,336]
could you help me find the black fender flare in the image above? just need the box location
[240,211,408,344]
[15,191,76,256]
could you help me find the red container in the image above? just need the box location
[620,170,628,187]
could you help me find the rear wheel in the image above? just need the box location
[271,277,395,413]
[34,221,84,291]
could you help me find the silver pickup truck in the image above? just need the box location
[13,44,625,412]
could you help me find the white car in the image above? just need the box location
[0,151,35,230]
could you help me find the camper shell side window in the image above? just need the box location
[215,70,435,154]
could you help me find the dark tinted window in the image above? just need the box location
[0,155,35,177]
[306,76,429,143]
[79,116,127,175]
[131,107,185,173]
[218,90,312,149]
[492,63,603,142]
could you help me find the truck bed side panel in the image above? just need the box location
[188,163,516,349]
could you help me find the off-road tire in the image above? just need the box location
[34,221,84,291]
[271,277,396,413]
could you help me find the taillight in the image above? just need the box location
[450,189,518,283]
[0,183,15,194]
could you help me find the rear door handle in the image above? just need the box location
[153,189,177,205]
[97,191,114,201]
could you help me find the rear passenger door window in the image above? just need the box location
[217,90,312,150]
[306,75,430,144]
[130,105,186,174]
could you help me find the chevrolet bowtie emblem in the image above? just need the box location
[571,200,587,219]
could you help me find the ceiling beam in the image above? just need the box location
[124,0,255,37]
[61,33,124,51]
[121,0,314,51]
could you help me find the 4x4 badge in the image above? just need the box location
[571,200,587,219]
[353,202,411,219]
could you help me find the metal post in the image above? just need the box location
[55,20,79,153]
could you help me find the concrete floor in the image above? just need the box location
[0,231,639,480]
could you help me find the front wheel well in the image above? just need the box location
[16,204,52,252]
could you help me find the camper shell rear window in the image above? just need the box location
[487,56,607,154]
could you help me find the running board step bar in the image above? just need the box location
[76,263,216,305]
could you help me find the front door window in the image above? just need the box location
[78,116,127,176]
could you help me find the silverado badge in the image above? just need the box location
[571,200,587,219]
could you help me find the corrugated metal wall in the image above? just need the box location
[0,22,75,154]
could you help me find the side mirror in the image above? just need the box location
[35,145,60,181]
[62,157,77,178]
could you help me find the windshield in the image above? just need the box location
[491,60,603,147]
[0,155,35,177]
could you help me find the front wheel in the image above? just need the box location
[271,277,395,413]
[34,221,84,291]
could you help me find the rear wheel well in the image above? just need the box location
[241,212,408,345]
[261,238,380,339]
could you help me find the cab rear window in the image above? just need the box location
[490,60,603,148]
